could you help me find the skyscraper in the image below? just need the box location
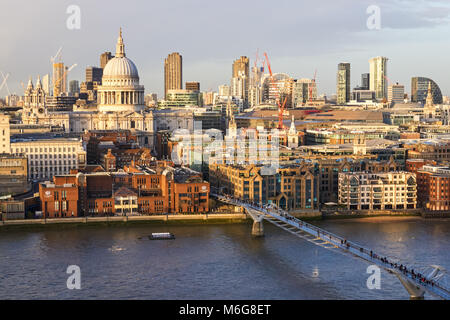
[86,66,103,83]
[100,52,113,69]
[231,74,248,105]
[164,52,183,99]
[411,77,443,105]
[337,63,351,105]
[361,73,370,90]
[292,79,316,107]
[69,80,80,97]
[369,56,388,101]
[53,62,66,97]
[231,57,250,107]
[232,56,249,78]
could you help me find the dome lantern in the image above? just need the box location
[116,27,126,58]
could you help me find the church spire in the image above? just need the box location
[27,76,34,89]
[289,115,296,134]
[36,75,42,89]
[25,76,34,95]
[227,98,237,137]
[116,27,126,58]
[425,81,433,107]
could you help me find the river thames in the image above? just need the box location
[0,217,449,300]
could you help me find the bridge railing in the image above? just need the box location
[213,194,450,298]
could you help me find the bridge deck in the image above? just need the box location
[213,194,450,300]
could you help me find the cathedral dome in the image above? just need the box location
[97,28,145,113]
[102,28,139,81]
[103,56,139,79]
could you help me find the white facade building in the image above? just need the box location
[10,138,86,181]
[339,171,417,210]
[369,56,388,101]
[0,114,11,154]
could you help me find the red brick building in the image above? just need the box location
[416,165,450,211]
[406,159,437,174]
[39,162,209,217]
[39,178,80,218]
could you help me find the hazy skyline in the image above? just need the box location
[1,0,450,97]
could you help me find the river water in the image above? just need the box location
[0,217,449,300]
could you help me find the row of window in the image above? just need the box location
[30,154,76,159]
[13,147,77,153]
[30,160,77,166]
[30,166,74,172]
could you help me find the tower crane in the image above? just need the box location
[309,69,317,104]
[0,71,11,96]
[50,47,63,64]
[264,52,287,130]
[52,63,77,94]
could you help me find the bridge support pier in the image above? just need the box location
[252,218,264,237]
[396,274,425,300]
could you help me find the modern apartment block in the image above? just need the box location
[209,163,319,211]
[416,165,450,211]
[337,63,351,105]
[369,56,388,101]
[338,171,417,210]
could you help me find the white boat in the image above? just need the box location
[149,232,175,240]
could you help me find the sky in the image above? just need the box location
[1,0,450,98]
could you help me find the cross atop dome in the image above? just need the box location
[116,27,126,58]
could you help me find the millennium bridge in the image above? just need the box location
[212,193,450,300]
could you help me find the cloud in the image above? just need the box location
[0,0,450,96]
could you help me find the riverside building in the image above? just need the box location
[338,171,417,210]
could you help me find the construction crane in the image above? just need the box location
[264,52,287,130]
[52,63,77,95]
[0,71,11,96]
[50,47,63,64]
[309,69,317,104]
